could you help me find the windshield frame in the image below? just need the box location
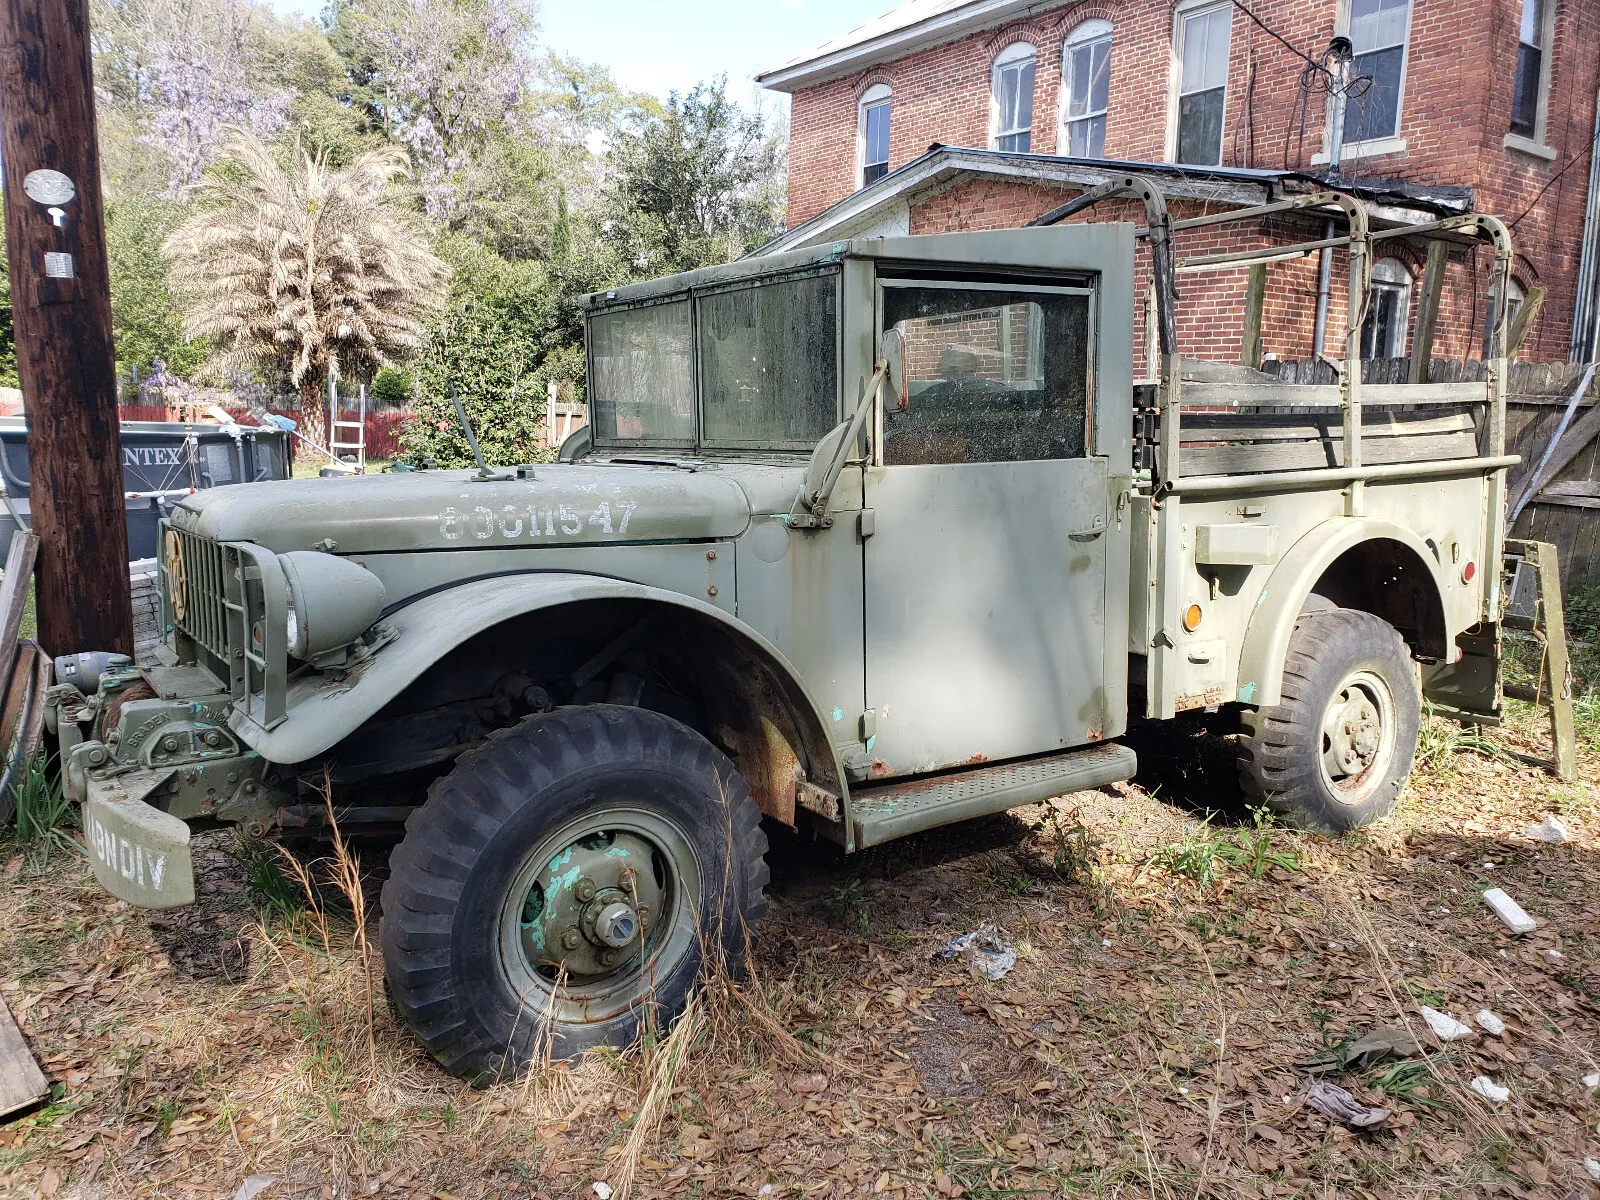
[585,265,843,457]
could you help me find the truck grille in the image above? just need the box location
[166,527,232,663]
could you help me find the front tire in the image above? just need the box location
[380,705,768,1083]
[1237,608,1420,832]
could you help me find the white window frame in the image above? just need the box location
[990,41,1038,152]
[1504,0,1559,161]
[1363,257,1413,358]
[1059,19,1114,159]
[1166,0,1232,165]
[1313,0,1414,163]
[858,83,892,188]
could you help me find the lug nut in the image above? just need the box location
[598,949,616,966]
[204,731,221,747]
[573,877,597,903]
[162,735,179,752]
[560,927,582,951]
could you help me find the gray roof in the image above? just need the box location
[757,145,1473,256]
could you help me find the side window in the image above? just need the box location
[879,282,1091,466]
[1174,5,1231,165]
[1062,20,1113,158]
[990,43,1037,152]
[1344,0,1411,144]
[859,84,892,186]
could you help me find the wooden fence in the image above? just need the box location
[1259,358,1600,602]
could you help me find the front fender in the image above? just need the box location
[1234,517,1450,708]
[227,571,848,797]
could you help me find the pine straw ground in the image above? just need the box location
[0,699,1597,1200]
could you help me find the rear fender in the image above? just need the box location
[227,572,850,808]
[1235,518,1451,708]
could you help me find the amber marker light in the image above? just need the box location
[1183,603,1203,632]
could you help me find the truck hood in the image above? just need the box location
[169,462,799,554]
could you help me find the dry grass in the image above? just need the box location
[0,696,1596,1199]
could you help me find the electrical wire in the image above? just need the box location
[1508,144,1593,229]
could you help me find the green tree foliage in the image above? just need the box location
[106,200,210,385]
[600,78,786,276]
[401,233,599,467]
[371,366,414,407]
[0,231,16,388]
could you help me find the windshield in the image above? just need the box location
[588,269,840,452]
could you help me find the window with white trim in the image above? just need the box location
[1061,20,1113,158]
[1508,0,1556,147]
[991,42,1037,153]
[1175,5,1231,165]
[1344,0,1411,144]
[1361,257,1412,358]
[859,84,892,187]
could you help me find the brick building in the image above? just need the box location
[756,0,1600,368]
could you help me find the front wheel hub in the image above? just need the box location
[516,829,668,982]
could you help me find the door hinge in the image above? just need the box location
[859,709,877,740]
[858,508,875,539]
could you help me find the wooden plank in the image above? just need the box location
[1181,381,1488,408]
[0,533,39,698]
[1180,409,1477,444]
[1409,240,1450,383]
[1509,381,1600,518]
[0,993,47,1120]
[1542,481,1600,498]
[1506,286,1547,360]
[1241,263,1266,368]
[1180,430,1480,476]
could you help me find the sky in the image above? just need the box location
[266,0,894,101]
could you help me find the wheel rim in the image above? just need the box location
[1318,669,1398,806]
[496,808,702,1026]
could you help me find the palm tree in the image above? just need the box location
[165,132,449,448]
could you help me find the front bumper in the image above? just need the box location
[82,770,195,908]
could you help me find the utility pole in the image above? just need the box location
[0,0,132,656]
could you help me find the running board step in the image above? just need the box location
[849,742,1137,849]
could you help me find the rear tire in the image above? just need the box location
[1237,608,1419,832]
[380,705,768,1083]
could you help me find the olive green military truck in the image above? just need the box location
[51,178,1519,1081]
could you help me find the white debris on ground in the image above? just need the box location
[1585,1158,1600,1182]
[1419,1006,1474,1041]
[1468,1076,1510,1104]
[1474,1009,1506,1037]
[1583,1072,1600,1090]
[1481,887,1539,934]
[592,1182,614,1199]
[1304,1080,1390,1128]
[1525,815,1570,844]
[935,922,1018,981]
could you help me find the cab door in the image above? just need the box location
[861,274,1110,777]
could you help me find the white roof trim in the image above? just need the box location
[756,0,1061,93]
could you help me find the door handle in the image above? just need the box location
[1069,515,1107,540]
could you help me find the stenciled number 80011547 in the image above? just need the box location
[438,501,638,541]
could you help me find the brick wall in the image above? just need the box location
[780,0,1600,362]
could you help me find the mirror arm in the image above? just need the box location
[791,360,889,530]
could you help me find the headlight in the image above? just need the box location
[277,551,386,662]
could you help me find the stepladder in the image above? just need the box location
[1503,539,1578,783]
[328,382,368,473]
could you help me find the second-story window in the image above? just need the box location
[1345,0,1411,144]
[860,85,892,186]
[1061,20,1113,157]
[1175,5,1231,165]
[991,43,1037,152]
[1509,0,1554,143]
